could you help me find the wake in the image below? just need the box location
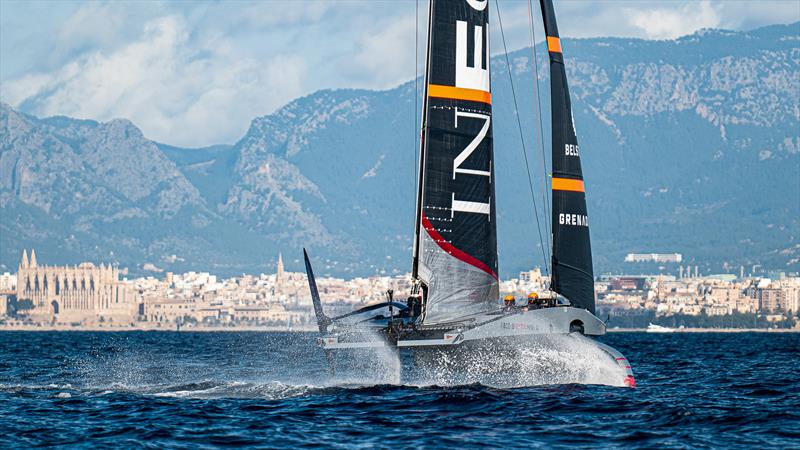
[8,333,628,400]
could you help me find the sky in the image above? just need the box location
[1,0,798,147]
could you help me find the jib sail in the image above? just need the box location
[412,0,499,324]
[540,0,595,312]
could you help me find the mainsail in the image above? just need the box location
[413,0,499,324]
[540,0,595,312]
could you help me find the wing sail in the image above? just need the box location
[413,0,499,324]
[540,0,595,313]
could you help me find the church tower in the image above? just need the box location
[277,252,285,284]
[29,249,37,268]
[21,249,29,269]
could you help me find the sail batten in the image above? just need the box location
[540,0,596,313]
[414,0,499,325]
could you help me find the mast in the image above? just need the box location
[413,0,499,324]
[540,0,595,313]
[412,0,435,280]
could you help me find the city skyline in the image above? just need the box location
[2,248,797,331]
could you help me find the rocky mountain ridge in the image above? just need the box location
[1,23,798,277]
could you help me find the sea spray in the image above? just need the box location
[64,331,625,400]
[322,329,401,386]
[405,334,627,388]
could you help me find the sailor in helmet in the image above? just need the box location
[526,292,540,310]
[503,294,516,312]
[406,293,423,319]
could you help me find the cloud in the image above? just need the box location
[234,1,331,29]
[543,1,798,40]
[625,1,721,39]
[2,0,798,148]
[55,2,127,58]
[3,15,306,147]
[351,16,418,89]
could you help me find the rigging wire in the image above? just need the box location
[413,0,420,239]
[494,0,549,275]
[527,0,553,271]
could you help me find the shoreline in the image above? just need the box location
[0,324,319,332]
[0,324,797,333]
[607,327,800,333]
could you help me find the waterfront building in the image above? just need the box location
[14,249,137,324]
[625,253,682,263]
[758,288,783,313]
[0,272,16,291]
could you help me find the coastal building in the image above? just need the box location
[277,252,285,286]
[0,272,16,291]
[758,288,783,313]
[14,249,137,324]
[625,253,682,263]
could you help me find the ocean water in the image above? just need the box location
[1,331,797,449]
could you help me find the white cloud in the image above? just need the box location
[234,1,331,29]
[55,2,127,57]
[545,1,797,40]
[626,1,721,40]
[2,0,798,148]
[3,15,306,147]
[351,16,418,89]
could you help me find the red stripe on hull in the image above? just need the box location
[421,213,498,280]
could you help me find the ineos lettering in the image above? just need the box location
[453,108,491,179]
[455,21,489,92]
[465,0,487,11]
[452,108,491,218]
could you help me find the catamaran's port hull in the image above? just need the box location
[321,331,635,388]
[318,307,634,387]
[320,306,606,349]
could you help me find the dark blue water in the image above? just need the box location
[1,332,798,448]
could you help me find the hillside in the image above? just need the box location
[1,23,798,277]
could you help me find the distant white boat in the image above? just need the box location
[646,323,675,333]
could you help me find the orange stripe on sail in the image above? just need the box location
[552,177,585,192]
[547,36,562,53]
[428,84,491,104]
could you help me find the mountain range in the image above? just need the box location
[1,23,798,278]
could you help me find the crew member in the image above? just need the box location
[527,292,540,310]
[406,294,423,318]
[503,294,516,312]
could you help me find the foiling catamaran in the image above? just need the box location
[303,0,634,387]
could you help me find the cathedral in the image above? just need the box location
[16,249,137,324]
